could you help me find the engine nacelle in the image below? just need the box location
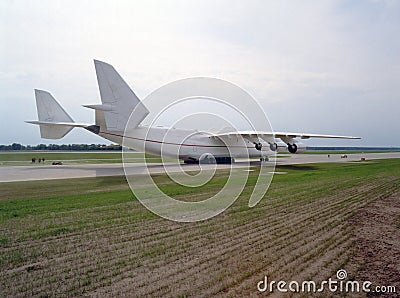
[254,142,264,151]
[254,142,275,152]
[269,142,278,151]
[287,142,306,154]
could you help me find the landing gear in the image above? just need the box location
[213,157,235,164]
[260,156,269,162]
[184,157,235,164]
[183,158,198,164]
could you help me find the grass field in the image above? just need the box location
[0,159,399,296]
[0,152,163,166]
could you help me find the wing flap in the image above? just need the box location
[274,132,360,139]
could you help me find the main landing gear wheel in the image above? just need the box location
[260,156,269,162]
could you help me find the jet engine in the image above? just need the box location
[254,141,279,152]
[269,142,278,151]
[287,142,306,153]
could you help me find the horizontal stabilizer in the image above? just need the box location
[82,104,113,111]
[26,121,90,127]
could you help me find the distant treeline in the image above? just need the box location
[0,143,122,151]
[306,147,400,151]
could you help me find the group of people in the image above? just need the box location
[31,157,46,163]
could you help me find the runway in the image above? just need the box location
[0,152,399,182]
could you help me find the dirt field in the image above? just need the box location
[0,159,399,297]
[345,194,400,298]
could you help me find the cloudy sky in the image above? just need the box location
[1,0,399,146]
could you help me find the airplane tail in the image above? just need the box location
[26,90,89,139]
[85,60,149,132]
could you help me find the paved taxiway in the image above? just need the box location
[0,152,399,182]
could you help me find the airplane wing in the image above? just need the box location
[211,131,360,153]
[212,131,360,140]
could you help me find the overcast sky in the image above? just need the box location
[1,0,399,146]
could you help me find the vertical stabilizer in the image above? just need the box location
[94,60,149,131]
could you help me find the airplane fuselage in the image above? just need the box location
[96,126,287,162]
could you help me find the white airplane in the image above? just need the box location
[27,60,360,163]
